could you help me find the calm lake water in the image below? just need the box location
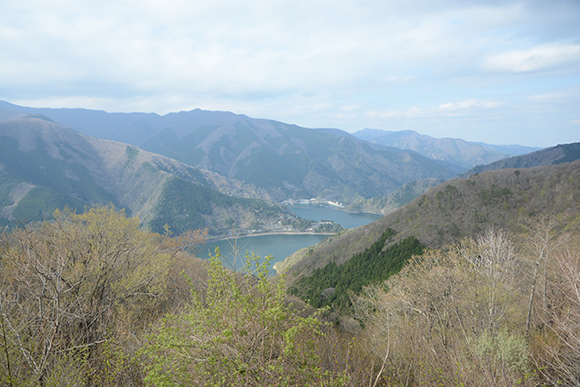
[288,204,381,229]
[198,204,382,274]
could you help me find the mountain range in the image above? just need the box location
[0,101,461,203]
[461,142,580,176]
[4,100,577,244]
[0,114,291,235]
[353,128,540,169]
[2,101,579,386]
[346,177,445,214]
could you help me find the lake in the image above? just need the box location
[198,204,382,274]
[287,204,382,229]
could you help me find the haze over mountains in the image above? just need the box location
[353,128,540,169]
[3,99,578,242]
[0,114,289,235]
[461,142,580,176]
[0,101,460,204]
[2,100,580,385]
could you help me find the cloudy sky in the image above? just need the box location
[1,0,579,147]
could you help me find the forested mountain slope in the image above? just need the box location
[353,128,540,169]
[276,159,580,277]
[462,141,580,175]
[0,101,460,203]
[346,177,445,214]
[0,115,290,235]
[346,141,578,215]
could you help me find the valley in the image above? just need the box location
[1,100,580,386]
[2,1,579,384]
[0,101,462,204]
[201,203,382,273]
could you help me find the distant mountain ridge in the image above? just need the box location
[347,141,579,215]
[0,101,460,203]
[462,142,580,176]
[353,128,541,169]
[0,115,289,235]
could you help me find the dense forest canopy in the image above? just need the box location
[289,229,424,311]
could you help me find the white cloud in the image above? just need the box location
[367,99,501,120]
[0,0,532,98]
[341,105,362,112]
[526,93,565,101]
[365,110,404,119]
[0,0,579,146]
[438,99,500,111]
[484,43,580,73]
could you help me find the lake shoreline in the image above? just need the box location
[287,202,384,216]
[200,205,382,275]
[205,231,336,243]
[345,210,384,216]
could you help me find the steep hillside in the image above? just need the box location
[462,142,580,175]
[0,101,460,203]
[0,115,292,235]
[353,128,540,169]
[345,139,574,216]
[346,177,445,214]
[276,159,580,277]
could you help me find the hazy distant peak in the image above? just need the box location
[352,128,540,170]
[463,142,580,176]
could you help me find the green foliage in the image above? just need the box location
[149,177,283,235]
[290,228,424,310]
[236,146,305,189]
[280,215,344,233]
[0,170,21,210]
[314,220,344,233]
[114,109,456,203]
[347,178,445,214]
[141,251,349,386]
[281,214,315,231]
[12,186,84,222]
[354,229,537,386]
[554,143,580,164]
[472,330,531,376]
[479,184,512,204]
[286,160,580,280]
[125,145,139,161]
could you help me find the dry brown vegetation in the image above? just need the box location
[0,206,207,386]
[0,207,367,386]
[353,219,580,386]
[2,205,580,386]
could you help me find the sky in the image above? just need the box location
[1,0,579,147]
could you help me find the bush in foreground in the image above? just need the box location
[142,251,350,386]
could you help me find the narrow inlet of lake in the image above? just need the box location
[198,204,382,275]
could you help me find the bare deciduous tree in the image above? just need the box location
[0,206,205,385]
